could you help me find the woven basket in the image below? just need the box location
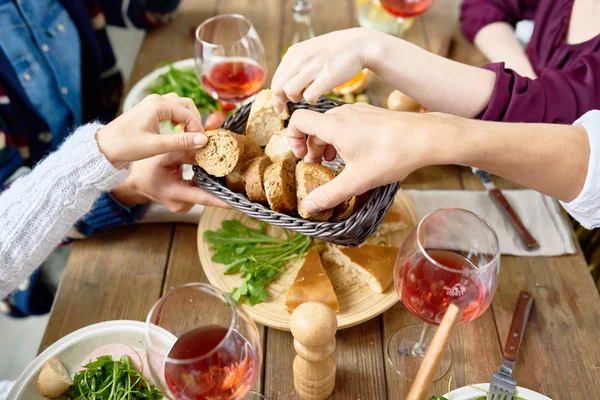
[193,97,399,247]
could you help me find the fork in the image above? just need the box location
[487,291,534,400]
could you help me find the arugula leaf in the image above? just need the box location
[204,220,311,305]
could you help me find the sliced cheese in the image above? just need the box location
[285,249,339,312]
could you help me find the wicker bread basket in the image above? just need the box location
[193,97,399,246]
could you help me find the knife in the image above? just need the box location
[471,167,539,250]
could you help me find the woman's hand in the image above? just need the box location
[286,103,459,213]
[96,93,207,165]
[271,28,380,113]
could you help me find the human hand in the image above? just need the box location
[271,28,383,113]
[111,150,230,211]
[96,93,207,165]
[286,103,459,213]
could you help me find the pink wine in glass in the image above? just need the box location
[201,58,266,103]
[397,249,490,325]
[164,325,258,400]
[380,0,433,17]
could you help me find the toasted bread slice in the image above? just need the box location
[324,244,399,293]
[195,129,240,177]
[296,161,335,221]
[374,200,407,237]
[265,130,297,163]
[244,155,272,203]
[264,158,297,213]
[285,250,339,312]
[226,135,263,193]
[246,89,284,146]
[332,190,371,222]
[37,357,73,398]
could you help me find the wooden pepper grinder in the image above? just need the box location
[290,302,337,400]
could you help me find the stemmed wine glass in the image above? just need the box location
[379,0,434,49]
[387,208,500,381]
[145,283,263,400]
[195,14,267,107]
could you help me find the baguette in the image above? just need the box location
[295,161,335,221]
[265,130,297,163]
[37,357,73,398]
[264,158,297,213]
[195,129,240,177]
[244,155,272,203]
[226,135,263,193]
[246,89,285,146]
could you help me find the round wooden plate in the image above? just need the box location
[197,191,419,331]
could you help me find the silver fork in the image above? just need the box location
[487,291,534,400]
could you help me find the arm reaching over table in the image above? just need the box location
[286,104,599,228]
[0,94,227,299]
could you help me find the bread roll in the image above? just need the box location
[246,89,285,146]
[264,158,297,213]
[265,131,297,163]
[37,357,73,398]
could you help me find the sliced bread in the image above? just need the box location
[226,135,263,193]
[246,89,284,146]
[264,158,297,213]
[195,129,240,177]
[244,155,272,203]
[331,191,371,222]
[296,161,336,221]
[323,244,399,293]
[265,130,298,163]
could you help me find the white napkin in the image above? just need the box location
[405,190,576,256]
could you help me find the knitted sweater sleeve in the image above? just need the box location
[0,123,130,298]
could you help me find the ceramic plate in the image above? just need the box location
[444,383,552,400]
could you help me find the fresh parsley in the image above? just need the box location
[204,220,311,305]
[66,355,162,400]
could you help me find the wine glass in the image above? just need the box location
[195,14,267,107]
[146,283,263,400]
[380,0,433,49]
[387,208,500,381]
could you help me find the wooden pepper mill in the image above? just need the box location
[290,302,337,400]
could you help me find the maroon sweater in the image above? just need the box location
[461,0,600,124]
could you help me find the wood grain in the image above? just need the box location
[39,224,174,352]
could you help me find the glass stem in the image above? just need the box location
[411,323,434,357]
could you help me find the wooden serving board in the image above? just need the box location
[197,190,419,331]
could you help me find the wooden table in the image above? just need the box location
[40,0,600,398]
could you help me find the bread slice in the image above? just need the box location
[244,155,272,203]
[296,161,336,221]
[37,357,73,398]
[226,135,263,193]
[324,244,399,293]
[195,129,240,177]
[374,200,407,237]
[246,89,285,146]
[285,249,339,312]
[265,130,297,163]
[264,158,297,213]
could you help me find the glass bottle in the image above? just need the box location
[282,0,315,57]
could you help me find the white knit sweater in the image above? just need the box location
[0,123,130,299]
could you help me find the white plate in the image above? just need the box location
[8,320,174,400]
[122,58,196,112]
[444,383,552,400]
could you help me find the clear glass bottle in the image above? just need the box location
[282,0,315,56]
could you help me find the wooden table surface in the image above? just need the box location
[40,0,600,398]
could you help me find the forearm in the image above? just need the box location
[0,123,129,298]
[367,32,497,118]
[446,116,589,202]
[474,22,537,78]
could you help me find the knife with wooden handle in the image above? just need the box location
[471,168,540,251]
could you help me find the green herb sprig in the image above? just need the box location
[149,64,218,113]
[66,355,162,400]
[204,220,311,305]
